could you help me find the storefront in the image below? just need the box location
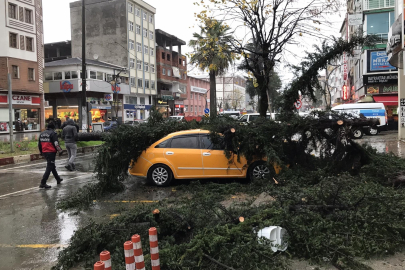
[0,94,42,133]
[123,95,153,121]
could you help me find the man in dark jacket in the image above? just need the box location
[38,122,63,189]
[62,119,78,171]
[61,117,79,132]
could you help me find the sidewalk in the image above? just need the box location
[0,132,41,143]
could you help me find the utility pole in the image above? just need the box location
[81,0,89,132]
[8,74,14,152]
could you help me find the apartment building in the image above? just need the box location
[155,29,188,116]
[70,0,156,121]
[184,76,210,117]
[0,0,45,134]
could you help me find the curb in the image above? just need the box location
[0,145,101,167]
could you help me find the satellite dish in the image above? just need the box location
[93,54,99,60]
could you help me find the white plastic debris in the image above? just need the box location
[257,226,288,252]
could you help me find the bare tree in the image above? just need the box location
[195,0,343,116]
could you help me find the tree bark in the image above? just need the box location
[209,70,217,118]
[257,75,269,117]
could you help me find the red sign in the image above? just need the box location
[294,99,302,110]
[0,95,40,105]
[112,85,121,93]
[0,123,8,131]
[60,81,74,92]
[342,85,348,100]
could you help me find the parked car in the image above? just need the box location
[239,113,271,124]
[219,111,241,119]
[169,116,185,121]
[128,129,281,186]
[103,121,118,132]
[332,103,386,138]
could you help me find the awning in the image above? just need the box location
[373,95,398,106]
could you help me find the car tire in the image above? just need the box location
[351,128,364,139]
[147,164,173,186]
[367,127,379,136]
[247,161,275,181]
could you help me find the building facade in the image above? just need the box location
[70,0,156,121]
[184,76,210,117]
[0,0,45,134]
[155,29,188,116]
[44,58,131,125]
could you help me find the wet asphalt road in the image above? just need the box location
[0,131,404,269]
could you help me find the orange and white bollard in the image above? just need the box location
[94,261,105,270]
[100,250,111,270]
[132,234,145,270]
[149,227,160,270]
[124,241,135,270]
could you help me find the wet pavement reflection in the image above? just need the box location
[0,131,404,269]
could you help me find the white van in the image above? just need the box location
[239,113,271,123]
[331,103,387,136]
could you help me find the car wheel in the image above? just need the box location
[351,128,363,139]
[247,161,275,181]
[147,164,173,186]
[368,127,379,136]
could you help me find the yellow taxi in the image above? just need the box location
[129,129,280,186]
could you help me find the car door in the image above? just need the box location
[164,134,203,178]
[200,134,244,177]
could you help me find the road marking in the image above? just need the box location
[0,153,94,171]
[0,244,67,249]
[94,200,158,203]
[0,174,91,199]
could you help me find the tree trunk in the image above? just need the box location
[257,75,269,117]
[209,70,217,118]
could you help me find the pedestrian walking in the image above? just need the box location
[38,122,63,189]
[62,119,78,171]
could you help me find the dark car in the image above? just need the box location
[103,121,118,132]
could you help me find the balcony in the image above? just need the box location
[363,0,394,10]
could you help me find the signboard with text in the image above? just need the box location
[368,50,397,72]
[363,74,398,85]
[348,13,362,25]
[0,95,41,105]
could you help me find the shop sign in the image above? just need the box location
[79,80,90,91]
[364,74,398,85]
[0,123,8,131]
[367,86,379,94]
[343,53,348,81]
[162,95,174,101]
[400,98,405,128]
[382,85,398,93]
[157,99,168,105]
[175,100,184,105]
[348,13,362,26]
[104,94,113,102]
[60,81,73,93]
[0,95,40,105]
[111,85,121,93]
[368,51,397,72]
[386,14,402,56]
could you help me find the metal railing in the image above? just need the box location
[363,0,394,10]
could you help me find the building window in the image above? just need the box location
[151,64,155,73]
[185,105,188,112]
[143,12,147,20]
[128,3,133,13]
[130,58,135,69]
[90,71,97,79]
[184,73,187,79]
[12,66,19,79]
[151,80,155,89]
[25,9,32,24]
[179,58,182,65]
[167,54,171,61]
[129,21,134,31]
[27,68,34,81]
[138,78,143,88]
[9,32,18,48]
[20,35,25,50]
[144,63,149,72]
[143,28,148,37]
[26,37,34,51]
[149,15,153,23]
[45,72,52,80]
[136,8,140,16]
[8,3,17,19]
[168,69,171,76]
[144,45,148,54]
[199,106,201,112]
[136,42,141,52]
[366,11,395,42]
[137,60,142,70]
[190,93,193,99]
[199,94,201,100]
[191,105,193,112]
[149,31,154,40]
[65,71,71,79]
[150,48,154,56]
[130,77,135,87]
[136,24,141,34]
[179,86,186,93]
[145,80,150,88]
[72,71,78,79]
[195,106,197,113]
[129,39,134,50]
[53,72,62,80]
[161,52,165,59]
[183,60,186,66]
[162,68,166,75]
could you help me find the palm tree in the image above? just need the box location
[189,19,234,118]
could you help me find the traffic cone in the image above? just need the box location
[149,227,160,270]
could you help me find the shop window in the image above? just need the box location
[53,72,62,80]
[14,109,40,131]
[72,71,78,79]
[12,65,19,79]
[90,71,97,79]
[65,71,71,79]
[145,80,149,88]
[45,72,52,81]
[28,68,35,81]
[96,71,104,80]
[138,78,142,88]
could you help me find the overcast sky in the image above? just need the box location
[43,0,346,84]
